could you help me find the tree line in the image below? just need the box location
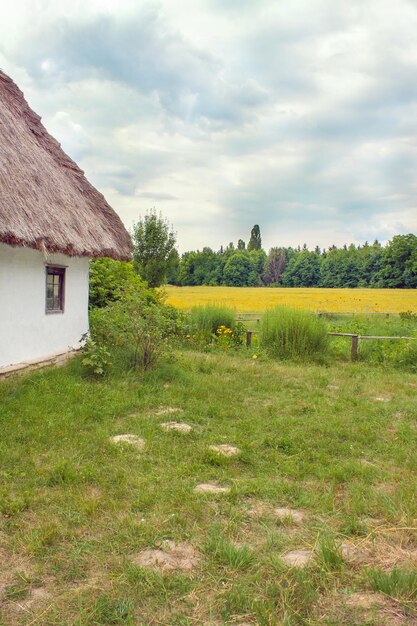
[90,211,417,307]
[168,229,417,289]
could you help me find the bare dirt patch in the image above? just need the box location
[317,590,413,625]
[208,444,240,457]
[194,483,231,495]
[280,549,314,567]
[110,434,145,450]
[155,406,183,416]
[247,500,270,518]
[161,422,192,433]
[133,541,199,572]
[274,508,305,525]
[19,586,51,609]
[339,536,417,570]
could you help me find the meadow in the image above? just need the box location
[163,286,417,314]
[1,350,416,625]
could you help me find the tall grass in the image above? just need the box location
[367,567,417,602]
[189,304,236,336]
[260,306,329,361]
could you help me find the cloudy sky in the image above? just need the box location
[1,0,417,252]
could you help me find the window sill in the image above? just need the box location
[45,310,65,315]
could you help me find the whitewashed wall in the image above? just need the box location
[0,243,89,368]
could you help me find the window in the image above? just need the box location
[46,266,65,313]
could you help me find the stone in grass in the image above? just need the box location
[344,591,386,609]
[133,540,199,572]
[208,444,240,457]
[160,422,192,433]
[155,406,183,416]
[280,549,314,568]
[110,434,145,451]
[274,507,305,525]
[194,482,230,495]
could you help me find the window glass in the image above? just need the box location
[46,267,65,312]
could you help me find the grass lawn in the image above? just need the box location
[0,351,416,625]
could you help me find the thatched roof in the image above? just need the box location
[0,70,132,260]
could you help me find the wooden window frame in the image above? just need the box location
[45,265,66,314]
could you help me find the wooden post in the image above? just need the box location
[246,331,253,347]
[351,334,359,360]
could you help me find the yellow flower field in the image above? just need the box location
[162,285,417,314]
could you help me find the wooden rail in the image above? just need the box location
[328,332,417,360]
[245,330,416,360]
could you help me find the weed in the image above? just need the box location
[317,537,344,571]
[206,534,255,570]
[367,567,417,602]
[188,304,237,340]
[91,595,134,625]
[260,306,329,361]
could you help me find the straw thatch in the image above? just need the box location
[0,71,132,260]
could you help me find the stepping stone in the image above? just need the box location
[344,591,386,609]
[209,444,240,457]
[340,542,365,563]
[274,507,304,524]
[110,434,145,450]
[194,482,230,494]
[133,541,199,572]
[155,406,183,416]
[161,422,192,433]
[280,549,314,568]
[374,396,390,402]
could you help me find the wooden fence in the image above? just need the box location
[245,330,416,360]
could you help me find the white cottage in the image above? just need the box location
[0,71,132,372]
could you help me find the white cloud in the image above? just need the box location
[1,0,417,251]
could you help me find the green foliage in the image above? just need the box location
[175,231,417,288]
[132,209,177,287]
[81,335,112,376]
[89,258,142,309]
[260,307,329,361]
[223,252,251,286]
[247,224,262,251]
[90,287,180,371]
[188,305,236,337]
[367,567,417,601]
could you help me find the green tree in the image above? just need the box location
[166,248,180,285]
[132,209,177,287]
[378,234,417,287]
[89,258,145,309]
[248,249,267,285]
[223,252,251,286]
[247,225,262,251]
[283,249,322,287]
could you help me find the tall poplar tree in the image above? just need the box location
[247,224,262,251]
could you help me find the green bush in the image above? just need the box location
[260,307,329,361]
[89,258,145,309]
[90,286,182,371]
